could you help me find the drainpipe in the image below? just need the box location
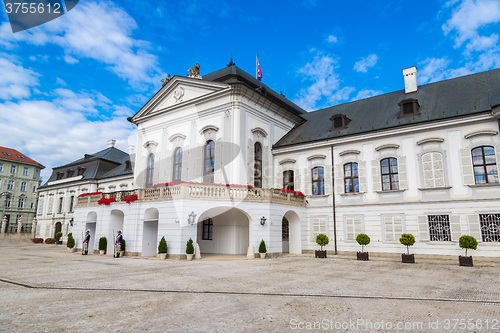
[331,145,338,255]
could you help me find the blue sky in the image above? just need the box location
[1,0,500,180]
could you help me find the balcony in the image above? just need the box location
[75,183,306,208]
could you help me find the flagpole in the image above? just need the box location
[256,54,258,79]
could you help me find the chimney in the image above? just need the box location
[402,66,417,94]
[107,139,116,148]
[128,145,135,155]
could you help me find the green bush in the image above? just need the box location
[186,238,194,255]
[158,236,168,254]
[258,240,266,253]
[459,235,478,257]
[399,233,415,255]
[66,234,75,249]
[316,233,329,251]
[98,237,107,251]
[356,233,370,252]
[121,239,126,252]
[55,232,63,238]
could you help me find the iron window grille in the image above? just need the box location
[344,162,359,193]
[479,214,500,242]
[380,158,399,191]
[472,146,498,184]
[428,215,451,241]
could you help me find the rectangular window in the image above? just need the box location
[33,169,39,180]
[69,196,74,212]
[5,196,11,208]
[311,217,327,240]
[283,170,294,191]
[428,215,451,241]
[383,215,404,241]
[344,162,359,193]
[21,182,26,191]
[77,168,85,176]
[18,198,24,209]
[23,167,29,176]
[56,172,63,180]
[33,186,36,192]
[7,180,14,190]
[312,166,325,195]
[479,214,500,242]
[0,163,3,172]
[202,218,213,240]
[345,216,362,241]
[58,197,64,213]
[381,158,399,191]
[10,165,16,174]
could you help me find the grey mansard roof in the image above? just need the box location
[274,68,500,148]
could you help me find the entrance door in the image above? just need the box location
[142,221,158,256]
[54,222,62,237]
[85,222,97,252]
[282,217,289,253]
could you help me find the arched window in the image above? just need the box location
[380,157,399,191]
[204,140,215,183]
[283,170,294,190]
[344,162,359,193]
[173,147,182,181]
[472,146,498,184]
[254,142,263,188]
[146,153,155,188]
[312,166,325,195]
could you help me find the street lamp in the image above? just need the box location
[260,216,267,226]
[188,211,197,225]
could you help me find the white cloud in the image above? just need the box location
[354,54,378,73]
[418,57,453,84]
[55,78,67,86]
[0,1,160,88]
[64,55,79,64]
[327,35,338,43]
[351,89,383,101]
[0,54,39,100]
[442,0,500,51]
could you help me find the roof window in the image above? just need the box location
[398,98,420,118]
[330,114,351,131]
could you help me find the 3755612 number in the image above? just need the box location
[5,2,61,14]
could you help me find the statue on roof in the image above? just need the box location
[187,63,202,79]
[161,74,171,86]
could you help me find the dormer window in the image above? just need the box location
[56,172,64,180]
[330,114,351,131]
[67,169,75,178]
[124,160,132,171]
[398,98,420,118]
[77,167,85,176]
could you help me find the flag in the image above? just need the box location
[256,55,263,81]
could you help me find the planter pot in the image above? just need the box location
[357,251,369,261]
[159,253,167,260]
[315,250,327,258]
[402,253,415,263]
[99,250,105,255]
[186,253,193,261]
[259,253,266,259]
[67,248,75,253]
[120,251,124,257]
[459,255,473,267]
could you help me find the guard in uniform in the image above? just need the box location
[82,230,90,255]
[114,230,123,258]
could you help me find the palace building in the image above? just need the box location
[35,63,500,258]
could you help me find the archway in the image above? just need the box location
[283,210,301,254]
[142,208,159,257]
[109,210,124,254]
[85,212,97,252]
[197,207,250,255]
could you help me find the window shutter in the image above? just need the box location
[371,160,381,191]
[345,217,354,240]
[384,216,394,241]
[418,215,429,241]
[195,146,203,181]
[459,149,475,185]
[422,153,434,188]
[247,140,254,185]
[433,153,445,187]
[354,216,362,234]
[48,197,53,214]
[358,161,367,192]
[334,164,343,194]
[276,168,282,189]
[397,156,408,190]
[393,215,403,239]
[312,217,326,240]
[262,145,269,188]
[295,169,301,192]
[305,168,311,195]
[466,214,481,240]
[165,150,172,182]
[495,144,500,175]
[324,165,332,195]
[181,147,189,181]
[449,215,461,241]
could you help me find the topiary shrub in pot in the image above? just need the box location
[98,237,107,255]
[399,233,415,263]
[315,233,329,258]
[186,238,194,261]
[356,233,370,261]
[258,240,267,259]
[66,233,75,252]
[55,232,63,244]
[158,236,168,260]
[459,235,477,267]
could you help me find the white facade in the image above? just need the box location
[39,65,500,258]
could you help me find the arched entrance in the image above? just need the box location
[109,210,124,254]
[283,211,301,254]
[142,208,159,257]
[85,212,97,253]
[197,207,250,255]
[54,222,62,237]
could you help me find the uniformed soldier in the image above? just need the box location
[82,230,91,255]
[114,230,123,258]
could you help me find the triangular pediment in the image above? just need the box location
[131,76,229,122]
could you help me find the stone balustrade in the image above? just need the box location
[76,183,306,208]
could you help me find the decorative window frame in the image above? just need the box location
[381,214,406,243]
[336,149,366,195]
[460,136,500,187]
